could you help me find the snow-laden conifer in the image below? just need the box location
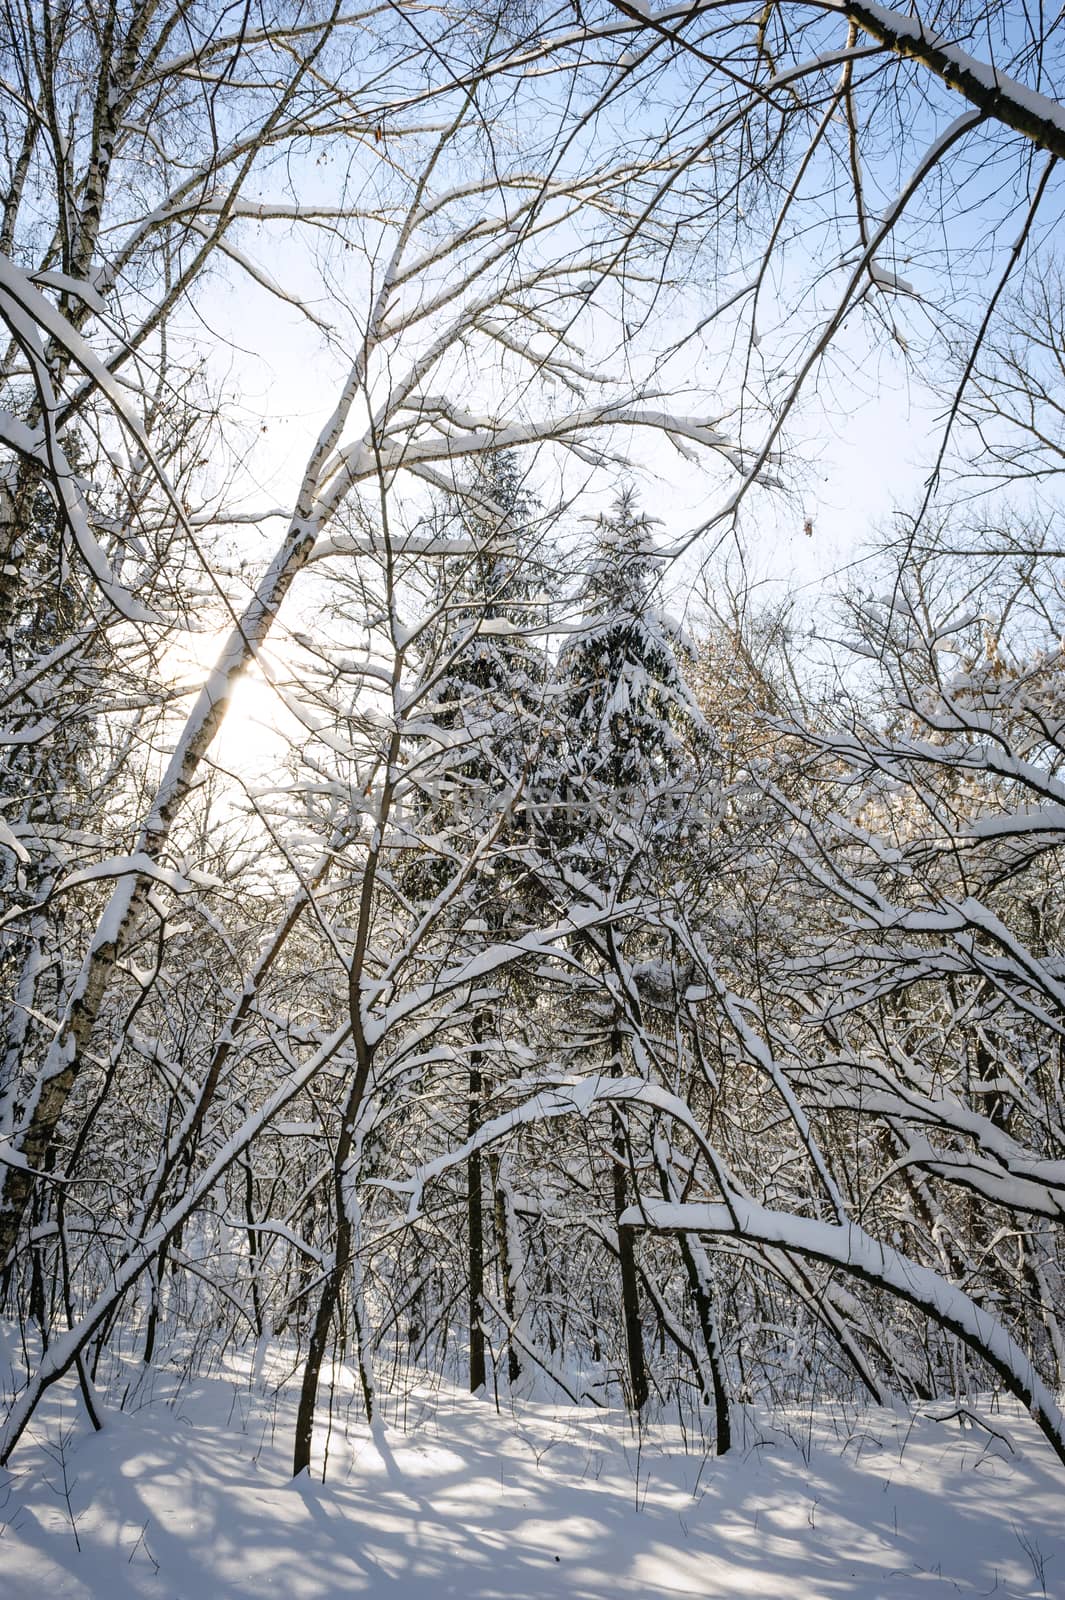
[548,487,710,882]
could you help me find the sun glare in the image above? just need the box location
[164,628,299,779]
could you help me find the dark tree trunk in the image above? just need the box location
[489,1151,521,1385]
[293,1029,374,1477]
[468,1012,487,1393]
[676,1232,731,1452]
[611,1031,647,1410]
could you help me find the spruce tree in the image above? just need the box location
[551,486,707,882]
[546,488,725,1427]
[400,453,548,1392]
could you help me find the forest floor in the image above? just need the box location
[2,1338,1064,1598]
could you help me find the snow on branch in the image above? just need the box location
[622,1193,1065,1465]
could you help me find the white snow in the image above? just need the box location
[28,269,108,316]
[822,0,1065,143]
[620,1197,1065,1458]
[869,262,916,295]
[2,1343,1063,1598]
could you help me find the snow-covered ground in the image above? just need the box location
[3,1349,1064,1598]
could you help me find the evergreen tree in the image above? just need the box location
[399,453,549,1392]
[402,453,547,911]
[0,451,109,1322]
[544,488,726,1427]
[550,487,708,881]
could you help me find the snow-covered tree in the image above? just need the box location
[395,454,550,1392]
[520,490,723,1418]
[401,454,548,910]
[550,488,708,875]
